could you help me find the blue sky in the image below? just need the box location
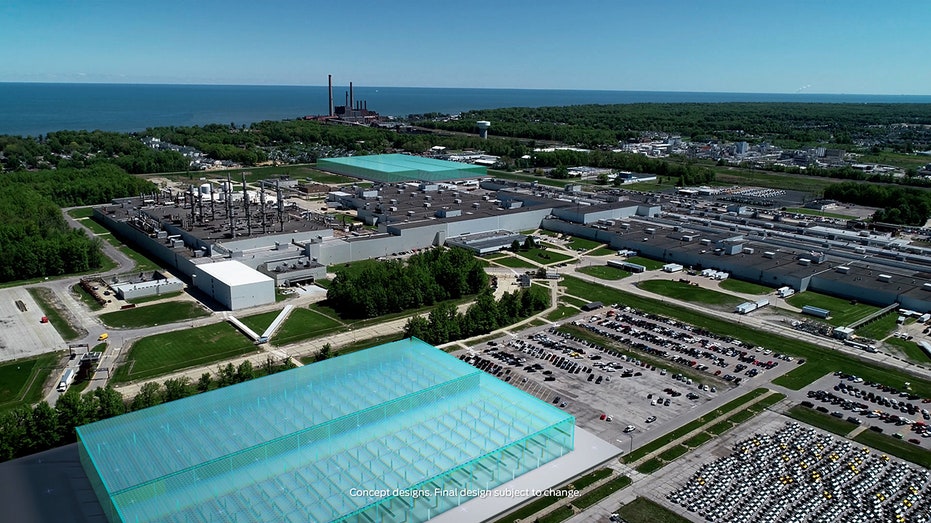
[1,0,928,94]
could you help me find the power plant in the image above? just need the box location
[324,74,380,123]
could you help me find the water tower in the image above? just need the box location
[476,120,491,139]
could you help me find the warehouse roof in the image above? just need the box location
[77,338,574,523]
[194,260,274,285]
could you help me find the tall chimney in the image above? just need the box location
[349,82,354,115]
[328,74,333,117]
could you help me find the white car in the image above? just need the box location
[624,425,636,433]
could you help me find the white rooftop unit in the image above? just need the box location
[836,266,850,274]
[877,274,892,282]
[763,251,776,259]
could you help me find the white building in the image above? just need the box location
[192,261,275,311]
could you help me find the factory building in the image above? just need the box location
[77,338,575,523]
[318,154,486,183]
[192,260,275,311]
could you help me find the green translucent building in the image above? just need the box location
[77,338,574,522]
[318,154,486,183]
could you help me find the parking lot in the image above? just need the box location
[454,304,799,453]
[0,287,66,362]
[663,413,931,523]
[800,372,931,447]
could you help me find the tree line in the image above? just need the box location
[403,286,549,345]
[416,103,931,149]
[326,248,488,319]
[533,149,715,185]
[0,357,295,462]
[0,163,154,283]
[823,182,931,226]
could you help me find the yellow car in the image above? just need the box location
[98,333,109,341]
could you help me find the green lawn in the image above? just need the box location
[885,336,931,364]
[589,246,617,256]
[79,218,111,235]
[719,279,773,295]
[493,496,562,523]
[103,235,161,272]
[27,287,83,341]
[538,505,574,523]
[271,307,344,346]
[514,247,574,266]
[126,291,185,305]
[559,276,931,395]
[0,353,60,412]
[99,301,210,329]
[657,444,690,462]
[72,283,104,311]
[635,457,665,474]
[560,295,590,308]
[786,405,858,437]
[565,236,603,251]
[706,420,734,435]
[638,280,744,309]
[618,497,692,523]
[238,310,280,335]
[787,291,879,326]
[571,476,632,510]
[111,322,258,383]
[683,431,713,448]
[569,468,614,490]
[856,313,898,340]
[66,207,95,219]
[491,255,536,269]
[625,256,665,270]
[853,429,931,469]
[486,169,573,188]
[577,265,631,280]
[545,305,580,322]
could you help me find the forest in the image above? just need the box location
[325,247,488,319]
[403,286,549,345]
[0,164,154,282]
[414,103,931,150]
[823,182,931,226]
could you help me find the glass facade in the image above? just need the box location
[77,338,574,522]
[318,154,486,183]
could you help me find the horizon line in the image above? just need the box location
[0,80,928,98]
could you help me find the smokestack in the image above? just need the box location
[349,82,354,115]
[328,74,333,117]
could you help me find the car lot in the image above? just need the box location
[666,417,931,523]
[800,372,931,446]
[454,303,799,448]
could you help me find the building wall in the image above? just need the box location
[192,265,274,311]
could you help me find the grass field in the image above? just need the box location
[102,235,161,272]
[271,307,344,346]
[238,310,280,335]
[618,497,692,523]
[719,279,773,295]
[558,275,931,395]
[66,207,95,219]
[589,246,617,256]
[491,255,535,269]
[571,475,632,509]
[126,291,185,305]
[99,301,210,329]
[786,405,858,437]
[885,336,931,364]
[856,313,898,340]
[564,236,603,251]
[72,283,104,311]
[486,169,573,188]
[28,287,83,341]
[638,280,744,309]
[111,322,257,384]
[787,291,879,326]
[577,265,630,280]
[0,353,60,412]
[538,505,574,523]
[545,305,580,322]
[853,429,931,469]
[514,247,574,266]
[79,218,111,235]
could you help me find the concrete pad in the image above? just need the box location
[428,427,622,523]
[0,287,65,362]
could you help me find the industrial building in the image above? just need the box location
[77,338,575,523]
[318,154,487,183]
